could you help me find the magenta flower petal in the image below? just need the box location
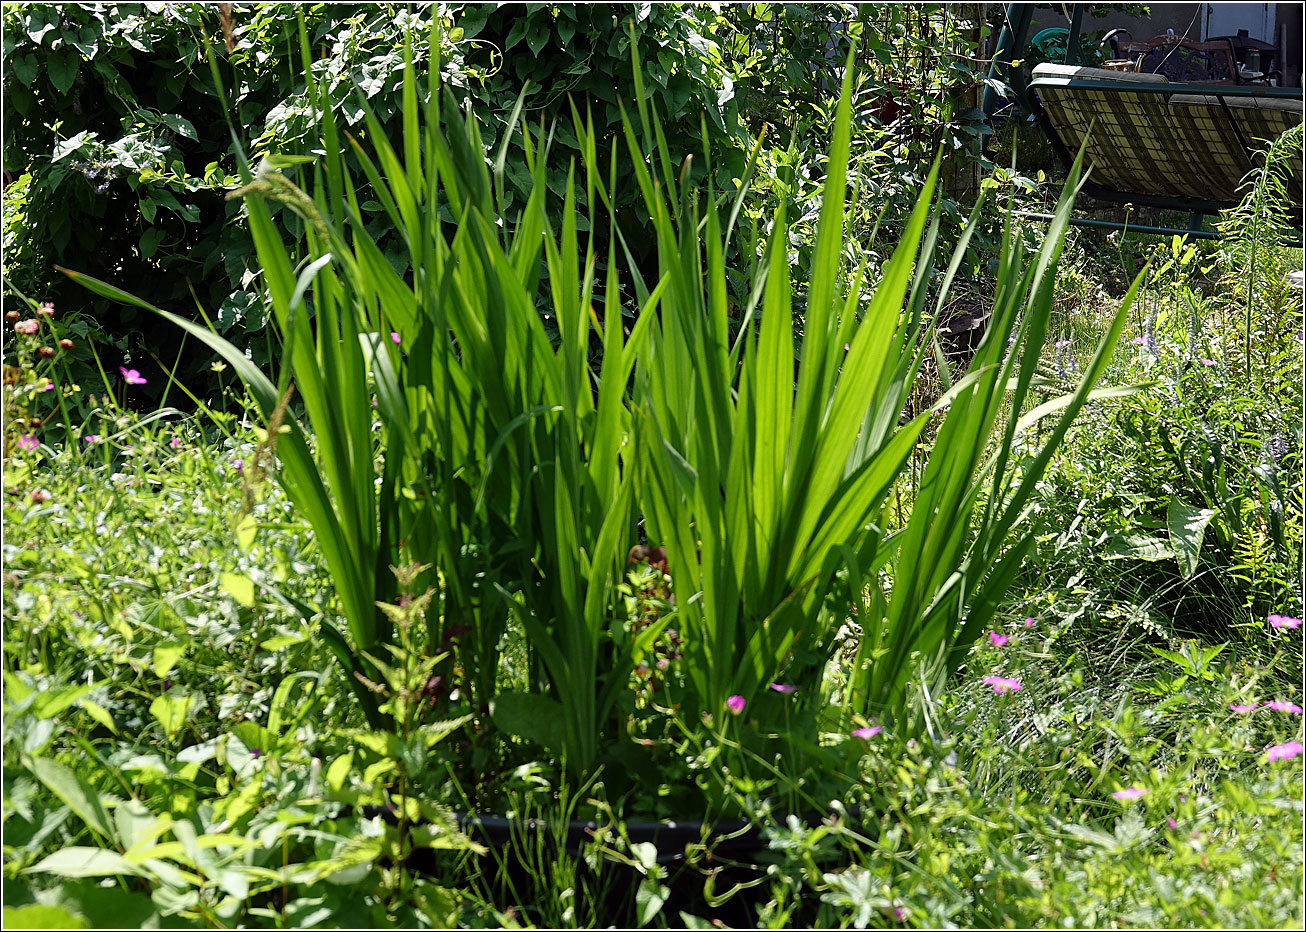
[1228,703,1257,713]
[1268,614,1302,629]
[982,675,1022,694]
[391,331,401,345]
[768,683,796,693]
[119,367,147,385]
[1112,786,1147,800]
[726,695,745,715]
[1023,617,1036,628]
[1263,701,1304,714]
[851,726,882,739]
[14,319,39,335]
[989,631,1008,648]
[16,434,38,451]
[1265,741,1304,763]
[1199,358,1216,366]
[83,434,102,444]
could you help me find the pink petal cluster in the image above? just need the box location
[1112,786,1147,800]
[37,302,54,317]
[725,695,745,715]
[391,331,401,344]
[1265,741,1304,763]
[768,683,796,693]
[16,435,38,451]
[1228,703,1257,713]
[851,726,882,739]
[119,367,147,385]
[1263,701,1303,714]
[1268,614,1302,629]
[14,319,39,335]
[1023,617,1036,628]
[989,631,1008,648]
[83,434,102,444]
[1199,358,1216,366]
[982,675,1022,694]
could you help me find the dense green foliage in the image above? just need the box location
[2,5,1302,930]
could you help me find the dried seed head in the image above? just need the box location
[58,339,74,350]
[4,311,19,322]
[38,346,55,358]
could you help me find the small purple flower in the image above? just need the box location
[1229,703,1257,713]
[1268,614,1302,630]
[1055,339,1072,348]
[989,631,1008,648]
[16,435,38,451]
[14,319,39,335]
[1263,701,1304,714]
[29,488,51,504]
[1199,358,1216,366]
[1023,617,1036,628]
[1131,336,1146,345]
[852,726,882,739]
[982,675,1022,694]
[768,683,796,693]
[162,678,173,692]
[40,381,55,392]
[391,331,401,345]
[656,657,669,670]
[1167,817,1177,830]
[726,695,745,715]
[249,748,263,758]
[119,367,147,385]
[170,436,181,449]
[83,434,102,444]
[233,459,243,473]
[37,302,54,317]
[1265,741,1304,763]
[1112,786,1147,800]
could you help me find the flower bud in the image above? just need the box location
[58,339,74,350]
[39,346,55,358]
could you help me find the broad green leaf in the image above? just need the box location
[2,903,90,929]
[219,572,255,607]
[1103,533,1174,562]
[1167,497,1217,578]
[25,758,115,842]
[26,848,141,879]
[151,644,184,678]
[149,693,195,740]
[489,692,566,754]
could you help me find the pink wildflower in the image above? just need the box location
[1229,703,1257,713]
[1167,818,1177,830]
[1263,701,1304,714]
[1023,617,1036,628]
[989,631,1008,648]
[1112,786,1147,800]
[1131,336,1146,345]
[1055,339,1072,348]
[1265,741,1304,763]
[83,434,101,444]
[29,488,51,504]
[37,302,54,317]
[16,435,38,451]
[1199,358,1216,366]
[982,675,1022,694]
[768,683,796,693]
[40,381,55,392]
[391,331,401,345]
[14,319,39,335]
[119,367,147,385]
[170,436,180,449]
[852,726,882,739]
[726,695,745,715]
[1268,614,1302,629]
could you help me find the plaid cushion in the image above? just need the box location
[1031,68,1303,206]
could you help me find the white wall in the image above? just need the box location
[1203,3,1276,41]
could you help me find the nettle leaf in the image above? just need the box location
[47,48,79,95]
[489,692,565,753]
[26,758,115,842]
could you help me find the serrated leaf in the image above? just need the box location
[1102,533,1174,562]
